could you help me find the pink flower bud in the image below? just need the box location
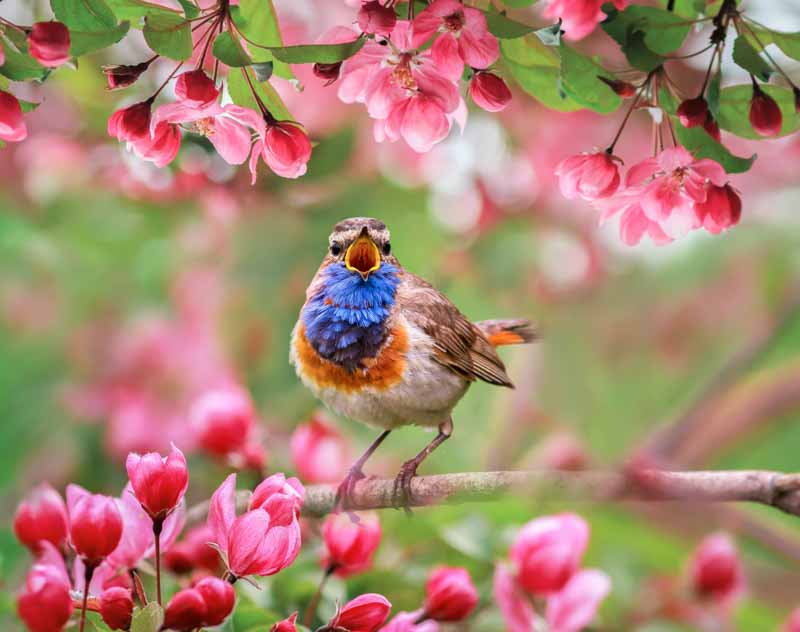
[313,62,343,85]
[13,482,68,554]
[131,121,181,168]
[271,612,299,632]
[99,587,134,630]
[703,113,721,142]
[510,513,589,595]
[290,414,350,484]
[329,593,392,632]
[357,1,397,37]
[469,71,512,113]
[17,561,73,632]
[250,121,313,182]
[126,443,189,520]
[164,588,208,631]
[165,526,222,575]
[696,183,741,235]
[677,96,709,128]
[322,512,381,577]
[28,22,71,67]
[194,577,235,626]
[749,83,782,136]
[689,532,744,605]
[545,569,611,632]
[175,70,220,106]
[103,62,150,90]
[66,485,124,564]
[598,76,637,97]
[0,90,27,143]
[107,101,152,143]
[555,151,621,201]
[191,386,254,457]
[423,566,478,622]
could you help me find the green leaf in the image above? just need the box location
[501,0,539,7]
[232,0,293,79]
[233,601,283,629]
[252,61,273,82]
[707,69,721,119]
[143,11,191,60]
[269,39,365,64]
[212,32,253,67]
[0,39,48,81]
[51,0,118,32]
[619,30,665,72]
[602,5,690,61]
[176,0,200,19]
[484,10,536,39]
[69,21,130,56]
[559,41,621,113]
[717,83,800,139]
[227,66,292,122]
[673,120,756,174]
[106,0,179,24]
[660,0,704,18]
[130,603,164,632]
[741,24,800,61]
[732,35,772,81]
[19,99,41,113]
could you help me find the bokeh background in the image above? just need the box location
[3,1,800,630]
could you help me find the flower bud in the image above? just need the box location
[469,71,512,113]
[749,82,782,136]
[251,121,313,181]
[107,101,153,143]
[66,485,124,564]
[191,386,254,457]
[100,587,134,630]
[423,566,479,622]
[794,86,800,114]
[13,482,68,554]
[194,577,235,626]
[17,562,73,632]
[174,70,219,106]
[164,588,208,631]
[103,63,150,90]
[703,113,722,142]
[290,414,350,484]
[598,76,637,97]
[0,90,27,143]
[126,443,189,520]
[165,526,222,575]
[357,1,397,37]
[329,593,392,632]
[28,21,70,67]
[696,183,741,235]
[322,512,381,577]
[677,96,709,128]
[555,151,621,201]
[271,612,298,632]
[689,532,744,604]
[313,62,343,85]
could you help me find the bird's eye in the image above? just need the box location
[382,242,391,255]
[330,244,342,256]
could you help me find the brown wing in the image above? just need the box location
[395,271,514,387]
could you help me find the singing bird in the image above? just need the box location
[290,217,535,510]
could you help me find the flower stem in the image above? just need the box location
[79,563,96,632]
[153,517,164,606]
[607,76,651,153]
[302,565,336,628]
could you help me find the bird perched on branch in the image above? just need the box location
[291,217,535,511]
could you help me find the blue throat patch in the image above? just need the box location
[302,262,400,371]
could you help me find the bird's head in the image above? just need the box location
[326,217,396,280]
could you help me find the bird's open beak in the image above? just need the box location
[345,233,381,280]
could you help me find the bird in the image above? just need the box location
[290,217,535,511]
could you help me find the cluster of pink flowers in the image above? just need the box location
[556,147,742,245]
[543,0,628,41]
[107,69,311,181]
[322,0,511,153]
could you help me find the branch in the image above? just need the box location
[184,469,800,523]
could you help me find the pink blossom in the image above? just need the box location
[412,0,500,79]
[0,91,27,143]
[469,71,512,112]
[677,96,709,128]
[750,83,782,136]
[164,525,221,575]
[510,513,589,595]
[126,443,189,519]
[17,543,74,632]
[493,564,538,632]
[423,566,479,622]
[129,121,182,168]
[28,21,71,68]
[152,100,262,165]
[544,0,627,41]
[13,482,69,554]
[381,611,439,632]
[100,587,134,631]
[321,511,382,577]
[358,1,397,37]
[689,532,745,607]
[545,569,611,632]
[329,593,392,632]
[695,183,742,234]
[108,100,152,143]
[290,413,350,484]
[555,151,621,201]
[208,472,305,578]
[249,121,312,181]
[66,484,124,564]
[174,70,219,107]
[191,385,255,457]
[272,612,299,632]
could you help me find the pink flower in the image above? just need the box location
[510,513,589,595]
[695,183,742,234]
[164,525,221,575]
[130,121,181,167]
[329,593,392,632]
[555,151,621,201]
[152,100,262,165]
[677,96,709,128]
[207,472,304,578]
[194,577,236,626]
[66,484,124,564]
[191,386,255,457]
[469,71,512,112]
[358,1,397,37]
[321,512,381,577]
[164,587,208,631]
[100,587,134,630]
[17,544,74,632]
[493,564,537,632]
[0,90,28,143]
[290,413,350,484]
[423,566,479,622]
[103,62,150,90]
[108,100,153,143]
[381,611,440,632]
[544,0,627,41]
[545,569,611,632]
[28,21,71,67]
[412,0,499,80]
[249,121,312,181]
[689,532,745,606]
[750,83,782,136]
[594,187,672,246]
[13,482,69,554]
[271,612,299,632]
[174,70,219,107]
[126,443,189,520]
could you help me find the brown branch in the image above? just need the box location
[186,469,800,524]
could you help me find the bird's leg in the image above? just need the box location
[392,417,453,515]
[334,429,391,512]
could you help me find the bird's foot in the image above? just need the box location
[334,467,366,516]
[392,459,419,516]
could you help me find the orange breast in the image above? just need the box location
[294,323,408,393]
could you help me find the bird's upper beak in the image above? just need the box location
[345,231,381,280]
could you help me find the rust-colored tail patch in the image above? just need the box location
[477,318,537,348]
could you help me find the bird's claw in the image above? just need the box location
[334,467,366,516]
[392,459,418,516]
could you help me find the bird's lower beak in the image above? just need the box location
[345,235,381,280]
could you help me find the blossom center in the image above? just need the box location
[443,11,465,32]
[194,117,216,136]
[392,57,418,91]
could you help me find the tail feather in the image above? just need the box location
[476,319,537,347]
